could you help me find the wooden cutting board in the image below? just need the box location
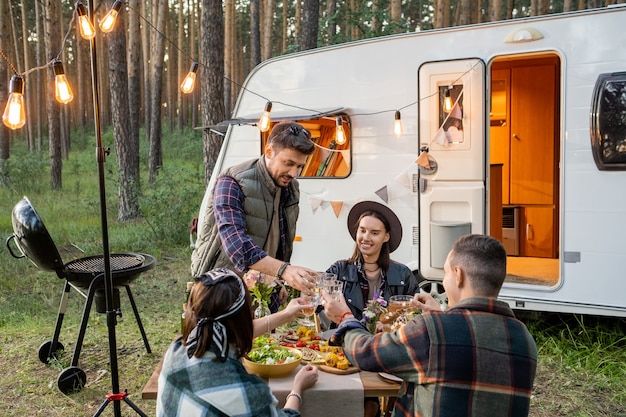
[317,364,359,375]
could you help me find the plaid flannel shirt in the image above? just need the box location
[157,337,300,417]
[341,297,538,417]
[213,176,289,272]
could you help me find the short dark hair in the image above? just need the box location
[268,122,315,155]
[449,234,507,296]
[182,275,253,360]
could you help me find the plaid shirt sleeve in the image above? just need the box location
[342,315,431,382]
[213,176,267,272]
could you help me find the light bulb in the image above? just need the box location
[443,87,453,113]
[76,2,96,40]
[180,62,199,94]
[2,74,26,130]
[335,117,346,145]
[393,111,403,137]
[258,101,272,132]
[53,60,74,104]
[99,0,123,33]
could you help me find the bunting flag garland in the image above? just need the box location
[330,201,344,217]
[310,197,323,214]
[416,151,431,169]
[394,170,412,189]
[375,186,389,203]
[303,159,418,219]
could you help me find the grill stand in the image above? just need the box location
[39,275,152,369]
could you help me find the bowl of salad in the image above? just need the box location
[243,344,302,378]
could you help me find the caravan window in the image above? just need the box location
[591,72,626,170]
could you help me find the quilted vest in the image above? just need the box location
[190,157,300,277]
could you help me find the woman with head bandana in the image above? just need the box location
[157,268,318,417]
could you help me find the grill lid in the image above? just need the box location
[11,196,64,274]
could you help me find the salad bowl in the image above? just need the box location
[243,346,302,378]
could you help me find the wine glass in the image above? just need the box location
[298,272,325,327]
[322,276,344,301]
[298,294,317,327]
[388,295,413,327]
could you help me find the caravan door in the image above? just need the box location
[418,59,486,279]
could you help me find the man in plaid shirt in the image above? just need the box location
[324,234,537,417]
[191,122,317,301]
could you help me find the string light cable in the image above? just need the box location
[4,1,479,136]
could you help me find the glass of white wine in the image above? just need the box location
[299,298,317,327]
[299,272,335,327]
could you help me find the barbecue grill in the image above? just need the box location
[6,196,155,392]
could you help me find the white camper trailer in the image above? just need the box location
[199,5,626,317]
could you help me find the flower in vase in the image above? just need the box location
[243,269,278,312]
[361,291,388,334]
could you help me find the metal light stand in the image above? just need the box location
[86,1,147,416]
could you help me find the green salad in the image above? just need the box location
[247,344,300,365]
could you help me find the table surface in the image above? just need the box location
[141,357,401,400]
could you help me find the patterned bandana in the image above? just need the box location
[186,268,247,361]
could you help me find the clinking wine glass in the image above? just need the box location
[298,272,324,327]
[322,276,344,301]
[388,295,413,327]
[298,297,317,327]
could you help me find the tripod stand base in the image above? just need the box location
[93,390,149,417]
[57,366,87,395]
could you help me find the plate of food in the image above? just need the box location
[317,351,358,374]
[378,372,402,383]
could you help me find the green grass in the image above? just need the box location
[1,129,625,416]
[0,128,203,416]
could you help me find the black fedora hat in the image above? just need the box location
[347,201,403,253]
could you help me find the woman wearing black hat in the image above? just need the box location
[323,201,420,417]
[325,201,420,325]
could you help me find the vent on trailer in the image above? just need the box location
[502,206,520,256]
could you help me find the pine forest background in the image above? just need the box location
[0,0,623,219]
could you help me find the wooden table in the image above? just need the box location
[142,357,400,399]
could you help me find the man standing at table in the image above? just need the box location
[323,234,538,417]
[191,122,317,302]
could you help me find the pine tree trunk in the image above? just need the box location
[107,12,141,220]
[262,0,274,60]
[166,17,174,133]
[128,0,142,153]
[490,0,502,21]
[390,0,402,32]
[457,0,470,25]
[282,0,288,52]
[177,0,185,131]
[190,0,199,127]
[44,0,63,190]
[20,0,34,147]
[300,0,319,50]
[250,0,261,67]
[201,0,226,186]
[149,0,167,183]
[225,0,235,113]
[35,0,44,150]
[142,0,152,139]
[371,0,381,34]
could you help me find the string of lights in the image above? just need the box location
[2,0,477,139]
